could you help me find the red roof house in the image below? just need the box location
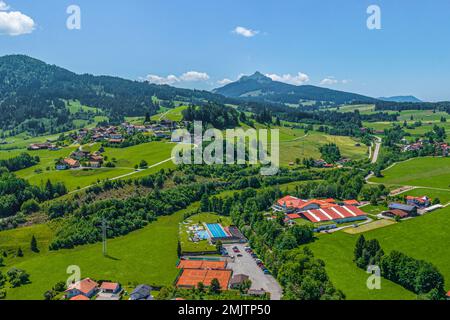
[66,278,99,299]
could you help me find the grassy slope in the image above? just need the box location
[306,205,450,299]
[1,207,190,300]
[0,141,175,191]
[370,157,450,189]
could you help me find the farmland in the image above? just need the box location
[0,206,191,300]
[370,157,450,189]
[306,205,450,299]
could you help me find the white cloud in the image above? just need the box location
[0,5,35,36]
[0,1,10,11]
[179,71,210,82]
[233,26,259,38]
[144,71,210,85]
[217,78,233,86]
[266,72,310,85]
[144,74,179,85]
[320,76,350,86]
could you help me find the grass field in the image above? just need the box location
[151,105,188,122]
[0,206,192,300]
[305,205,450,299]
[179,212,231,253]
[370,157,450,189]
[278,130,367,165]
[0,141,175,191]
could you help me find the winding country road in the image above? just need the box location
[68,157,175,194]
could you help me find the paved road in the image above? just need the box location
[224,244,283,300]
[68,157,175,194]
[371,136,382,164]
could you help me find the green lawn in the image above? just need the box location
[305,205,450,299]
[1,207,190,300]
[370,157,450,189]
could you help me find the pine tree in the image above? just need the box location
[17,248,23,257]
[354,235,366,262]
[31,235,39,253]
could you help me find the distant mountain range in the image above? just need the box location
[378,95,422,103]
[213,72,378,105]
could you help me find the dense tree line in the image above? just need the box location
[374,101,450,114]
[0,153,39,172]
[0,168,66,218]
[182,103,240,129]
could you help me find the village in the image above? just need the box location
[26,119,185,171]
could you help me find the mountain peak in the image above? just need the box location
[239,71,272,84]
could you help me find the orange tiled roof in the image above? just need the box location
[70,295,90,301]
[100,282,119,291]
[67,278,99,295]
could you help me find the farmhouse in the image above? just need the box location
[388,203,417,216]
[65,278,99,299]
[382,209,409,219]
[28,143,55,151]
[63,158,80,169]
[406,196,431,208]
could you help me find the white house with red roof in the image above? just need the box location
[65,278,99,299]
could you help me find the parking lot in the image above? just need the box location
[223,243,283,300]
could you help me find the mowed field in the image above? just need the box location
[305,205,450,300]
[370,157,450,189]
[267,126,368,165]
[0,206,191,300]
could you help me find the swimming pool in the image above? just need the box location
[196,230,210,240]
[206,223,228,238]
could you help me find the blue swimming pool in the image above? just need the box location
[196,230,210,240]
[206,223,228,238]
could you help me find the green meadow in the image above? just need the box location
[370,157,450,189]
[0,207,191,300]
[305,205,450,300]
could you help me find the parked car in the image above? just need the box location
[237,254,243,257]
[264,270,271,275]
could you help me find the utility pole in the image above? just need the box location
[101,218,108,256]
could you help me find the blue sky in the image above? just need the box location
[1,0,450,101]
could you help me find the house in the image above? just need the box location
[108,138,124,144]
[229,274,250,289]
[87,161,101,168]
[406,196,431,208]
[99,282,121,295]
[343,200,360,206]
[71,150,90,160]
[388,203,417,216]
[63,158,80,169]
[129,284,153,300]
[382,209,409,219]
[65,278,99,299]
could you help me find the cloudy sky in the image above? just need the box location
[1,0,450,101]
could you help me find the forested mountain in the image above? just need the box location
[213,72,378,105]
[379,96,422,103]
[0,55,231,131]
